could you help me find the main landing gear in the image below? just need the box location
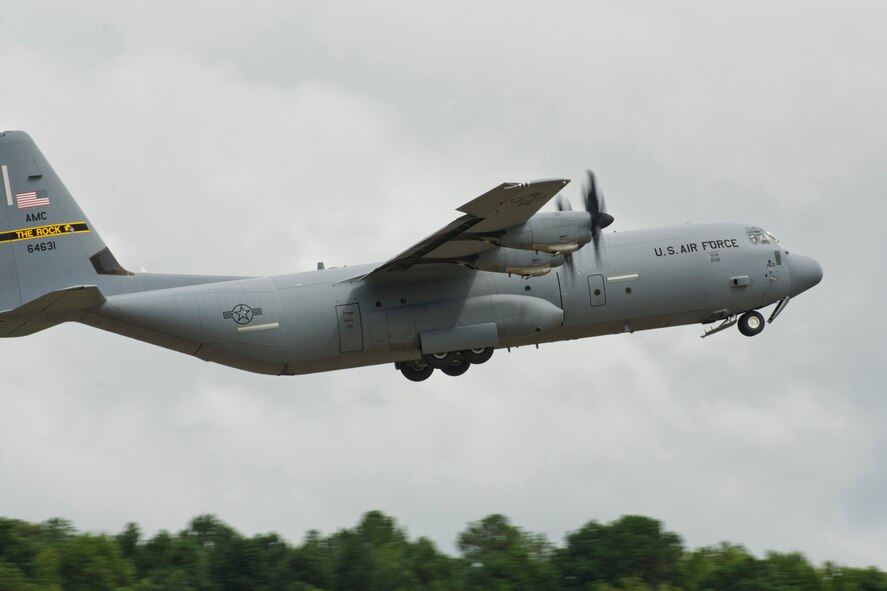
[397,347,495,381]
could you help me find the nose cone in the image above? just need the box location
[788,254,823,297]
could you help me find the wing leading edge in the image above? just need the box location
[368,178,570,277]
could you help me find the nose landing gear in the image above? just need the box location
[701,310,767,338]
[738,310,765,337]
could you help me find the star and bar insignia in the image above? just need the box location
[223,304,263,325]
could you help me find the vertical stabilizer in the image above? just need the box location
[0,131,126,312]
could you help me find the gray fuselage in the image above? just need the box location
[81,222,817,376]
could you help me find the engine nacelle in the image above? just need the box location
[472,247,564,277]
[492,211,592,254]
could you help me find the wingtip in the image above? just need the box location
[526,177,571,187]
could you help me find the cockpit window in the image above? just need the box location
[746,227,781,246]
[746,227,766,244]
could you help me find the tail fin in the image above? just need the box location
[0,131,128,316]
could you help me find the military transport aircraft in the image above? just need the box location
[0,131,822,381]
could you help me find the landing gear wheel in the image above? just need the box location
[441,358,471,377]
[401,363,434,382]
[461,347,494,364]
[422,351,457,369]
[738,311,765,337]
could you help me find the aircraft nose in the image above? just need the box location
[788,253,823,297]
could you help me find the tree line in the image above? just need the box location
[0,511,884,591]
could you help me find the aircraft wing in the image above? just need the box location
[367,178,570,276]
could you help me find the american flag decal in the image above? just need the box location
[16,190,50,209]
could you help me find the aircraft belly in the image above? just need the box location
[286,270,568,371]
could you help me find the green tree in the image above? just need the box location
[762,551,822,591]
[31,545,62,591]
[405,536,456,591]
[134,529,208,591]
[0,517,74,588]
[0,518,40,575]
[457,514,556,591]
[555,515,683,589]
[554,519,607,588]
[117,523,141,561]
[822,562,887,591]
[38,518,75,546]
[58,533,134,591]
[181,514,301,591]
[290,529,334,590]
[249,532,299,590]
[327,510,423,591]
[182,513,239,589]
[0,560,28,591]
[2,510,887,591]
[685,543,765,591]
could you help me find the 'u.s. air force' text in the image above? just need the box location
[654,238,740,257]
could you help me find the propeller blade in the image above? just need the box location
[557,194,578,275]
[582,169,613,264]
[583,170,601,217]
[583,170,613,224]
[559,169,616,280]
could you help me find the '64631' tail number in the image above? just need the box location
[26,241,56,254]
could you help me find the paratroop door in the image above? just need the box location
[336,303,363,353]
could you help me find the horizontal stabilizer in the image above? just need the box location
[0,285,106,337]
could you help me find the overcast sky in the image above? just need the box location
[1,0,886,568]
